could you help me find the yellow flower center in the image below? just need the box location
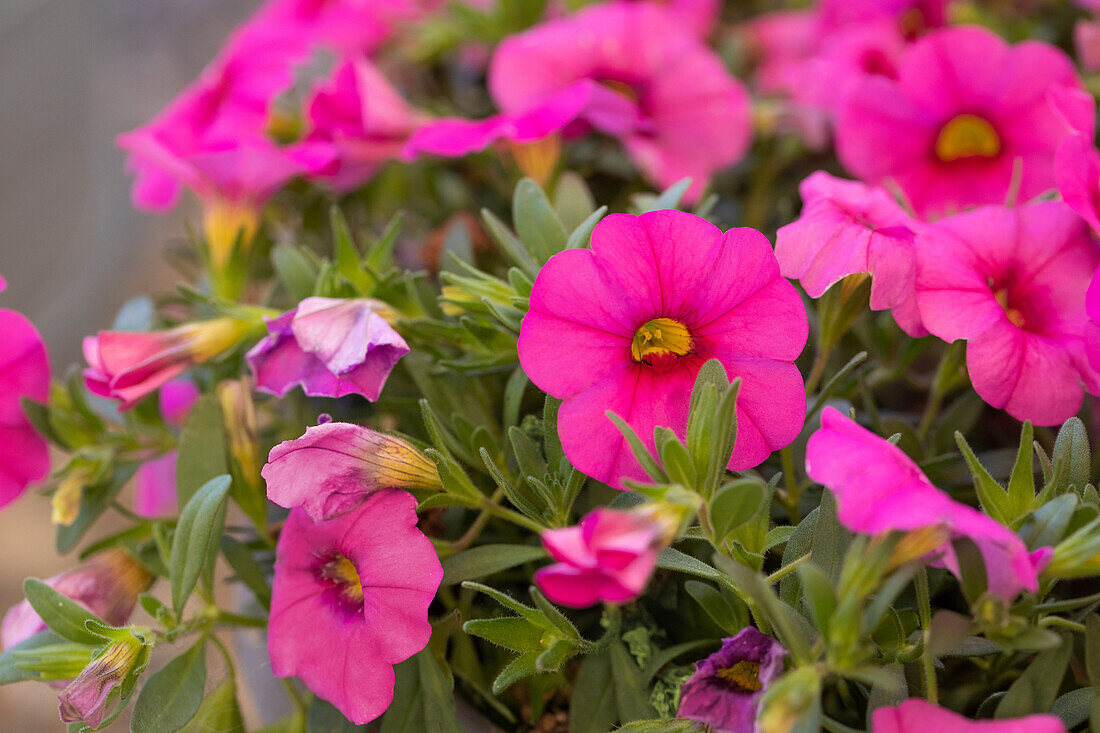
[601,79,640,103]
[935,114,1001,163]
[321,555,364,604]
[715,660,762,693]
[993,285,1026,328]
[631,318,693,364]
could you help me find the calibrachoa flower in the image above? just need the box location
[871,699,1066,733]
[677,627,787,733]
[1,549,151,650]
[775,171,924,336]
[268,489,442,724]
[534,507,664,607]
[914,201,1100,425]
[133,379,200,518]
[1087,267,1100,373]
[423,0,752,202]
[517,210,807,487]
[247,297,409,400]
[0,282,50,510]
[806,407,1049,598]
[835,25,1091,218]
[58,635,147,728]
[84,317,254,408]
[262,421,441,521]
[1056,133,1100,235]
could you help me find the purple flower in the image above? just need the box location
[678,627,787,733]
[247,297,409,400]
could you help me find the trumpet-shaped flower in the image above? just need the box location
[914,201,1100,425]
[59,636,147,728]
[806,407,1049,598]
[1,550,151,650]
[677,627,787,733]
[84,317,253,409]
[518,210,807,488]
[247,297,409,400]
[776,171,924,336]
[0,298,50,510]
[262,421,440,521]
[835,26,1091,218]
[871,699,1066,733]
[534,507,664,607]
[414,0,751,202]
[268,489,442,724]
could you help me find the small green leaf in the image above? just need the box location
[796,563,837,631]
[0,631,72,685]
[175,397,229,507]
[1051,688,1094,730]
[955,432,1011,525]
[307,697,367,732]
[553,172,597,231]
[221,536,272,610]
[464,617,544,652]
[170,475,231,616]
[685,581,745,634]
[131,638,207,733]
[381,649,464,733]
[995,633,1071,718]
[569,650,617,733]
[272,245,318,302]
[610,641,656,722]
[23,578,109,646]
[1052,417,1091,492]
[482,208,540,278]
[565,206,608,250]
[514,177,569,263]
[177,679,244,733]
[441,544,546,586]
[710,479,765,542]
[491,651,542,696]
[1006,422,1036,517]
[656,547,723,582]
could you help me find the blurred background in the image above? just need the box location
[0,0,260,727]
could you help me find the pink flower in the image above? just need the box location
[871,699,1066,733]
[517,210,807,488]
[2,550,151,649]
[835,26,1092,218]
[914,201,1100,425]
[0,303,50,510]
[84,317,252,409]
[818,0,948,34]
[132,379,201,518]
[59,638,145,728]
[418,0,752,202]
[296,58,418,192]
[806,407,1050,599]
[246,298,409,401]
[261,421,440,521]
[1087,267,1100,373]
[1056,133,1100,235]
[776,171,924,336]
[1076,18,1100,72]
[268,489,442,724]
[534,507,663,607]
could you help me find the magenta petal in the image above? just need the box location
[872,699,1067,733]
[0,309,50,508]
[133,452,179,518]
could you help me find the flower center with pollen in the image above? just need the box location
[993,286,1026,328]
[715,660,762,693]
[935,114,1001,162]
[631,318,693,364]
[320,554,364,607]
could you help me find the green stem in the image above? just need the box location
[780,446,801,523]
[215,611,268,629]
[1039,616,1087,632]
[804,345,832,396]
[915,568,938,705]
[766,552,812,585]
[208,633,238,680]
[1036,590,1100,612]
[450,489,505,553]
[482,499,546,534]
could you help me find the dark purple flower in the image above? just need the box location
[678,627,787,733]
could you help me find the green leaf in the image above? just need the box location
[995,633,1071,718]
[637,178,692,213]
[1052,688,1094,730]
[464,617,544,653]
[641,640,714,685]
[955,431,1011,524]
[23,578,108,646]
[553,171,597,231]
[441,544,546,587]
[175,397,229,507]
[221,536,272,610]
[330,207,374,294]
[491,651,541,695]
[461,582,544,625]
[569,650,617,733]
[1019,494,1078,550]
[530,586,580,640]
[796,563,837,631]
[1086,614,1100,691]
[810,491,851,585]
[685,581,745,634]
[272,245,318,302]
[381,649,463,733]
[131,639,207,733]
[170,475,231,616]
[1052,417,1090,492]
[177,679,243,733]
[482,208,540,278]
[710,480,765,542]
[307,698,367,732]
[656,547,723,582]
[514,177,569,263]
[0,630,71,685]
[610,641,656,722]
[565,206,608,250]
[1006,421,1036,517]
[57,464,139,554]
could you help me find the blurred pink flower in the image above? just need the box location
[535,508,663,607]
[268,489,441,724]
[296,58,419,192]
[1,550,150,650]
[1056,133,1100,235]
[818,0,948,34]
[871,699,1066,733]
[1086,267,1100,373]
[915,201,1100,425]
[262,421,440,521]
[417,0,751,202]
[1075,19,1100,71]
[132,379,201,519]
[835,26,1091,218]
[776,171,924,336]
[0,300,50,510]
[247,297,409,401]
[517,210,807,488]
[84,318,251,409]
[807,407,1050,599]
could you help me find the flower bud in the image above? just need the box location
[58,635,146,728]
[51,472,86,527]
[217,377,262,490]
[757,666,821,733]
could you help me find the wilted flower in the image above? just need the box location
[268,489,442,724]
[534,507,665,608]
[835,25,1091,218]
[677,627,787,733]
[0,281,51,510]
[806,407,1049,598]
[914,201,1100,425]
[247,297,409,401]
[517,210,807,487]
[775,171,923,336]
[84,317,254,408]
[871,699,1066,733]
[58,634,147,728]
[1,549,152,650]
[262,421,440,521]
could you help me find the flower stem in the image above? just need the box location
[805,345,832,396]
[766,552,811,585]
[481,498,546,534]
[915,568,938,704]
[780,446,802,523]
